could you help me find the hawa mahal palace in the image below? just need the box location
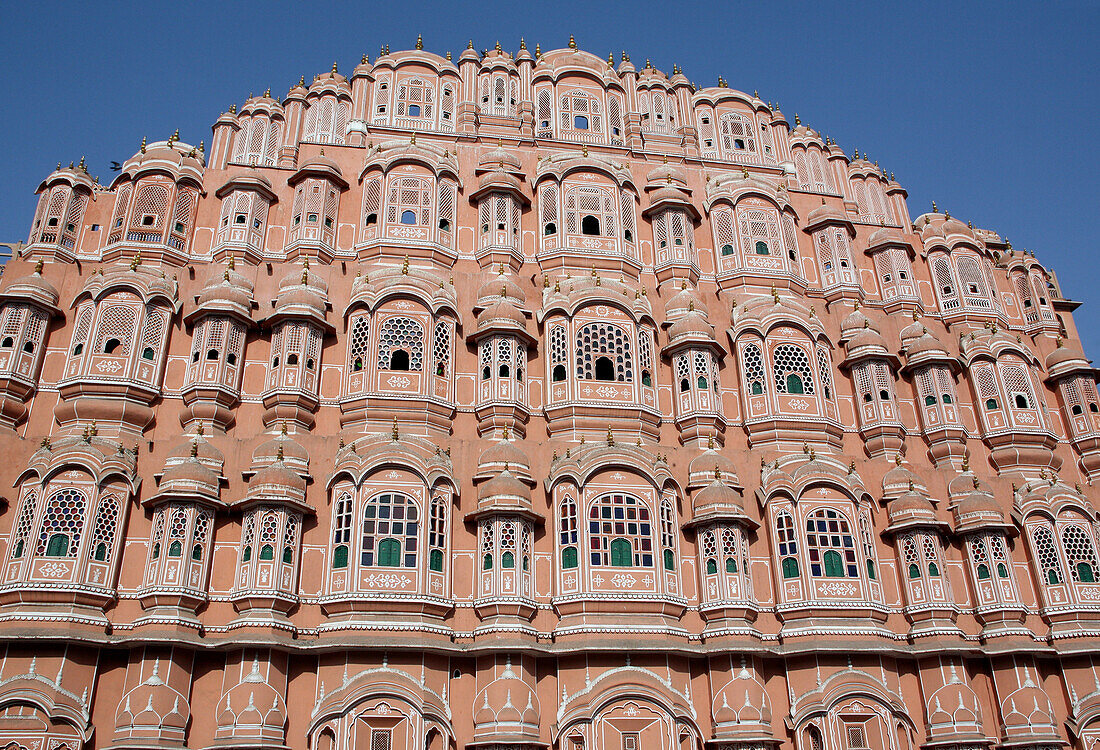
[1,35,1098,750]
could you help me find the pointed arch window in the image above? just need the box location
[36,488,87,558]
[377,316,424,372]
[773,344,815,395]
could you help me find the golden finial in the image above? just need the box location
[445,50,451,60]
[535,42,542,57]
[608,52,614,66]
[568,34,577,49]
[331,61,339,74]
[809,448,816,461]
[416,34,424,50]
[190,440,198,459]
[495,40,502,52]
[519,38,527,50]
[707,436,715,450]
[40,437,51,450]
[78,155,86,171]
[895,453,903,466]
[276,443,284,462]
[197,423,205,437]
[34,259,43,274]
[581,144,588,157]
[607,426,614,446]
[392,417,399,441]
[89,421,97,438]
[794,113,801,125]
[410,132,416,145]
[741,166,749,179]
[962,453,970,472]
[129,252,142,271]
[802,442,809,454]
[401,255,409,275]
[931,200,938,213]
[908,478,914,491]
[140,136,147,154]
[771,285,780,304]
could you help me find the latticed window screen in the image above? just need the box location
[94,304,137,356]
[701,527,718,570]
[433,320,451,374]
[540,183,559,232]
[139,308,168,359]
[712,206,737,261]
[588,493,652,567]
[620,192,636,242]
[1032,524,1064,584]
[957,255,992,309]
[1062,524,1100,582]
[564,184,616,237]
[550,324,567,365]
[817,348,834,398]
[283,514,298,562]
[361,493,418,568]
[9,492,36,559]
[1000,362,1036,410]
[718,112,756,155]
[575,322,633,381]
[131,184,169,229]
[347,316,370,371]
[397,78,434,119]
[89,494,120,562]
[377,316,424,371]
[559,497,578,547]
[386,176,432,226]
[737,206,781,258]
[742,342,765,394]
[559,90,602,132]
[36,488,87,557]
[805,508,858,578]
[933,256,957,308]
[773,344,815,395]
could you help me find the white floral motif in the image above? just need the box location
[818,581,857,596]
[611,573,637,588]
[387,375,411,388]
[38,562,70,578]
[365,573,412,588]
[95,359,123,373]
[789,398,809,411]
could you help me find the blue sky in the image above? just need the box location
[2,1,1097,350]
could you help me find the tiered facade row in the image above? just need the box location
[4,38,1100,750]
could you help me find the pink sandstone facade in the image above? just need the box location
[2,35,1100,750]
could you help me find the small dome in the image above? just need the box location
[847,325,887,352]
[888,489,935,519]
[478,437,531,475]
[476,169,523,195]
[841,306,871,334]
[688,448,738,489]
[0,264,60,310]
[907,330,949,358]
[478,468,531,502]
[883,461,919,494]
[667,310,714,342]
[693,477,744,513]
[956,488,1003,519]
[805,200,847,228]
[664,284,707,319]
[160,454,220,491]
[1045,340,1089,376]
[477,272,526,304]
[168,433,225,467]
[477,298,527,334]
[251,460,307,495]
[252,431,309,472]
[479,146,522,172]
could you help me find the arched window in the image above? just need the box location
[563,183,616,238]
[361,493,418,568]
[773,344,815,395]
[8,492,36,561]
[576,321,634,382]
[660,499,677,572]
[36,488,87,558]
[377,316,424,372]
[776,512,799,578]
[89,494,120,564]
[331,492,352,569]
[428,494,447,573]
[560,496,578,569]
[589,493,653,568]
[805,508,857,578]
[581,215,600,235]
[400,210,416,225]
[594,356,615,381]
[1031,524,1063,584]
[1063,524,1099,583]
